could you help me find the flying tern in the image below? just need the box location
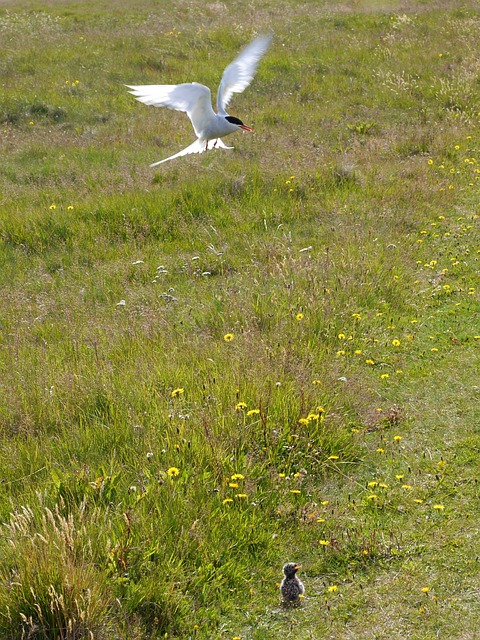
[126,34,272,167]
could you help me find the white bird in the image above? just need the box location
[126,34,272,167]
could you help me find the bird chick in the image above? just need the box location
[280,562,305,604]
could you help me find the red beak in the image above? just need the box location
[240,124,254,132]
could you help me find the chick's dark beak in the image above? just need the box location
[240,124,254,132]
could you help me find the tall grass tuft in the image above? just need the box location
[0,501,115,639]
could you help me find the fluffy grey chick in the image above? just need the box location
[280,562,305,603]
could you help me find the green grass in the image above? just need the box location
[0,0,479,638]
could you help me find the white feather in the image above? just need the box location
[216,34,273,115]
[150,138,233,167]
[126,83,214,139]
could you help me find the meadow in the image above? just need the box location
[0,0,479,638]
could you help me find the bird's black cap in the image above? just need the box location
[225,115,245,126]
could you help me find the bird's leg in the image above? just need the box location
[213,139,218,148]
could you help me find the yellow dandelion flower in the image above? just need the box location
[171,387,184,398]
[298,417,309,425]
[321,500,329,506]
[231,473,244,481]
[229,482,239,488]
[319,540,330,546]
[355,349,362,355]
[327,585,338,593]
[235,402,247,411]
[49,204,56,210]
[278,473,286,478]
[336,350,346,356]
[393,435,402,441]
[367,494,377,500]
[402,484,413,490]
[392,339,401,347]
[312,379,322,385]
[379,482,388,488]
[427,159,434,165]
[224,333,234,342]
[328,455,339,460]
[317,518,325,523]
[433,504,445,510]
[365,359,375,365]
[380,373,390,380]
[235,493,248,499]
[414,499,423,504]
[67,205,74,210]
[338,333,346,339]
[421,587,430,593]
[296,313,304,321]
[246,409,260,416]
[395,474,404,480]
[377,448,385,453]
[368,481,378,488]
[223,498,233,504]
[167,467,180,477]
[290,489,301,495]
[352,313,361,320]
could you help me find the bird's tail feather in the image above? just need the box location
[150,138,233,167]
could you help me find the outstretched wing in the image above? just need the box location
[216,34,272,115]
[150,137,233,167]
[126,83,215,138]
